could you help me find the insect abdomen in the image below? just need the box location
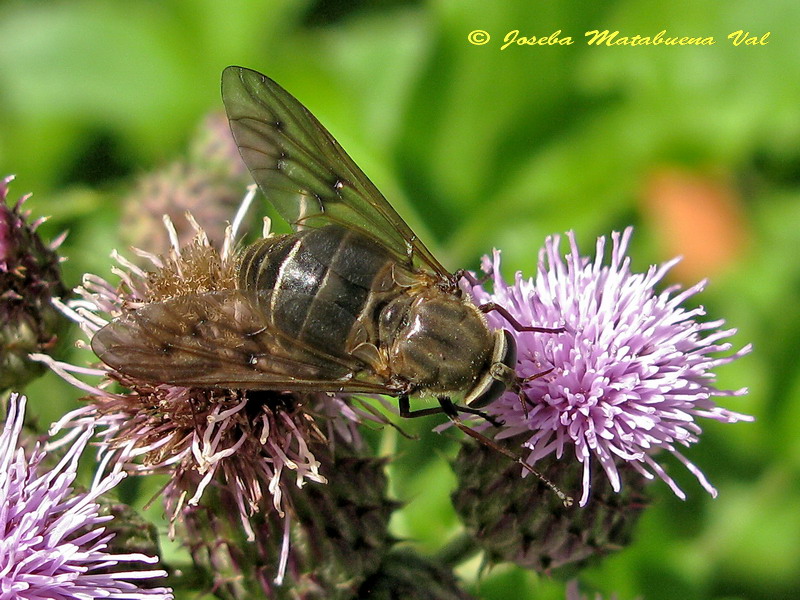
[238,225,396,357]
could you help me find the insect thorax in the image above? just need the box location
[381,288,495,397]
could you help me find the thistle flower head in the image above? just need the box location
[188,111,252,184]
[453,437,647,574]
[0,175,67,390]
[38,209,371,583]
[465,228,753,506]
[121,162,246,254]
[0,393,172,599]
[182,437,398,599]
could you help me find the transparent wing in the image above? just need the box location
[91,290,389,393]
[221,65,448,277]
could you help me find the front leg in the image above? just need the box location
[398,396,503,427]
[438,398,504,427]
[438,398,573,507]
[398,395,446,419]
[454,268,488,288]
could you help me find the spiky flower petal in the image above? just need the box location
[0,393,172,599]
[465,228,753,505]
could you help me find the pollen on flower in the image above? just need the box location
[144,220,239,302]
[464,227,753,506]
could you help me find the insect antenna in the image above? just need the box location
[512,367,555,419]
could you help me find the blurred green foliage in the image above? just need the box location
[1,0,798,598]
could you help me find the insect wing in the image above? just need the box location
[221,66,448,277]
[91,290,388,393]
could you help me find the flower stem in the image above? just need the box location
[435,532,481,568]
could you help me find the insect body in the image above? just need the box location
[93,66,520,411]
[237,222,515,406]
[92,67,569,502]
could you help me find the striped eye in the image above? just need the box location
[465,330,517,408]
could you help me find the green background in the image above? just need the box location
[1,0,796,598]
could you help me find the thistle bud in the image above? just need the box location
[0,176,66,391]
[181,436,398,600]
[188,112,251,184]
[96,499,165,574]
[284,442,399,597]
[121,162,243,253]
[452,437,648,575]
[121,112,254,255]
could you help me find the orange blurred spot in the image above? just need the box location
[642,169,749,281]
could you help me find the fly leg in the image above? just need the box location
[438,398,573,507]
[398,395,445,419]
[509,367,555,420]
[399,396,574,506]
[454,269,489,287]
[399,396,502,427]
[477,302,564,418]
[450,402,504,427]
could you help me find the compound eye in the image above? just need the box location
[499,329,517,371]
[469,376,507,409]
[466,330,518,408]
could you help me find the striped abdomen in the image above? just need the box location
[237,225,398,362]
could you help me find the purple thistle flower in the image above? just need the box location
[0,393,172,599]
[465,227,753,506]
